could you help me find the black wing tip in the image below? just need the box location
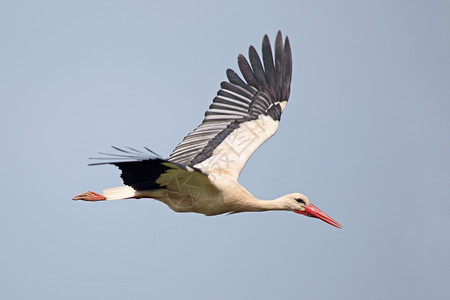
[242,31,292,100]
[226,31,292,106]
[248,45,258,54]
[225,68,235,77]
[275,30,290,44]
[275,30,290,48]
[276,30,283,43]
[262,35,272,53]
[284,34,290,45]
[283,34,291,57]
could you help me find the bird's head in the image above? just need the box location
[283,193,342,229]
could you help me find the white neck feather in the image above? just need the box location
[230,195,290,213]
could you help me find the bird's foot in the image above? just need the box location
[73,191,106,201]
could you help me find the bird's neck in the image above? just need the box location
[231,197,287,213]
[218,179,289,213]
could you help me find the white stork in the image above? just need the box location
[74,31,342,229]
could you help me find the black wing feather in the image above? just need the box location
[249,46,269,91]
[237,54,259,88]
[262,35,276,99]
[283,36,292,99]
[274,32,284,100]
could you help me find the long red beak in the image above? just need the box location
[295,204,342,229]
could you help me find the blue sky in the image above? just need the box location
[1,1,449,299]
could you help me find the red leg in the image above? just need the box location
[73,191,106,201]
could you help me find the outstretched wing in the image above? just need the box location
[169,31,292,179]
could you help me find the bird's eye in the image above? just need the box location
[295,198,305,204]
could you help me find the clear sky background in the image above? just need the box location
[1,1,449,299]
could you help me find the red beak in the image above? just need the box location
[295,204,342,229]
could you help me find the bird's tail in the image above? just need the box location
[102,186,136,200]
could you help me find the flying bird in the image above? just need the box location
[73,31,342,229]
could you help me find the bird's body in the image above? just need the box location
[74,32,342,228]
